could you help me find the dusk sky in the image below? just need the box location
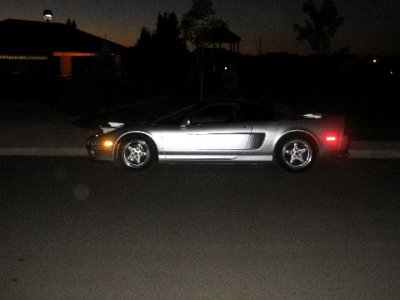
[1,0,399,56]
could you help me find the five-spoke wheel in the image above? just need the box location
[119,137,155,170]
[275,136,316,172]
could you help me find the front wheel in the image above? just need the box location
[275,137,316,172]
[119,137,155,170]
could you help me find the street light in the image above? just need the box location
[43,10,53,22]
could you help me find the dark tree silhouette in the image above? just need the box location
[294,0,344,55]
[181,0,228,101]
[129,13,188,95]
[294,0,344,98]
[152,12,188,93]
[127,27,153,92]
[153,12,183,46]
[135,27,152,48]
[66,18,77,29]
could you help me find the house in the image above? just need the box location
[0,19,127,79]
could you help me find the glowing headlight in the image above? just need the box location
[103,140,114,148]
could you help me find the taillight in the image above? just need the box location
[326,136,337,142]
[324,134,340,148]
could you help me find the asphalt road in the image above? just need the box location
[1,157,400,299]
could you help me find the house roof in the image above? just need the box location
[0,19,127,55]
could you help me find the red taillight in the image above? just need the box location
[326,136,337,142]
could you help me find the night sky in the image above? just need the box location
[1,0,399,56]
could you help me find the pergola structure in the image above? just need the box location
[208,28,241,53]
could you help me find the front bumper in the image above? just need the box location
[86,148,114,161]
[86,135,114,161]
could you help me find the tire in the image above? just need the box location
[275,135,316,172]
[118,136,156,170]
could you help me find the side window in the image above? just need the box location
[236,104,259,121]
[188,104,237,125]
[238,103,276,121]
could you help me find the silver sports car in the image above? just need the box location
[86,100,349,172]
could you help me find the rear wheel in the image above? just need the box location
[275,135,316,172]
[118,136,156,170]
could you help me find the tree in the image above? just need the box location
[126,27,153,92]
[153,12,182,46]
[152,12,188,93]
[66,18,77,29]
[135,27,152,48]
[181,0,228,101]
[294,0,344,98]
[293,0,344,55]
[129,13,188,95]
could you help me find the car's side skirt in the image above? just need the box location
[159,153,272,162]
[233,154,272,161]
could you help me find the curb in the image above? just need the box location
[349,150,400,159]
[0,148,87,156]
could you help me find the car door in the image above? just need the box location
[160,103,253,160]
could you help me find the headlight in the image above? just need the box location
[103,140,114,148]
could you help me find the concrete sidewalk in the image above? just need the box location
[347,141,400,159]
[0,118,91,156]
[1,117,400,158]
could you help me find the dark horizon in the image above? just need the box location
[1,0,399,57]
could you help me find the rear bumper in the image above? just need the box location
[319,134,350,158]
[320,149,349,158]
